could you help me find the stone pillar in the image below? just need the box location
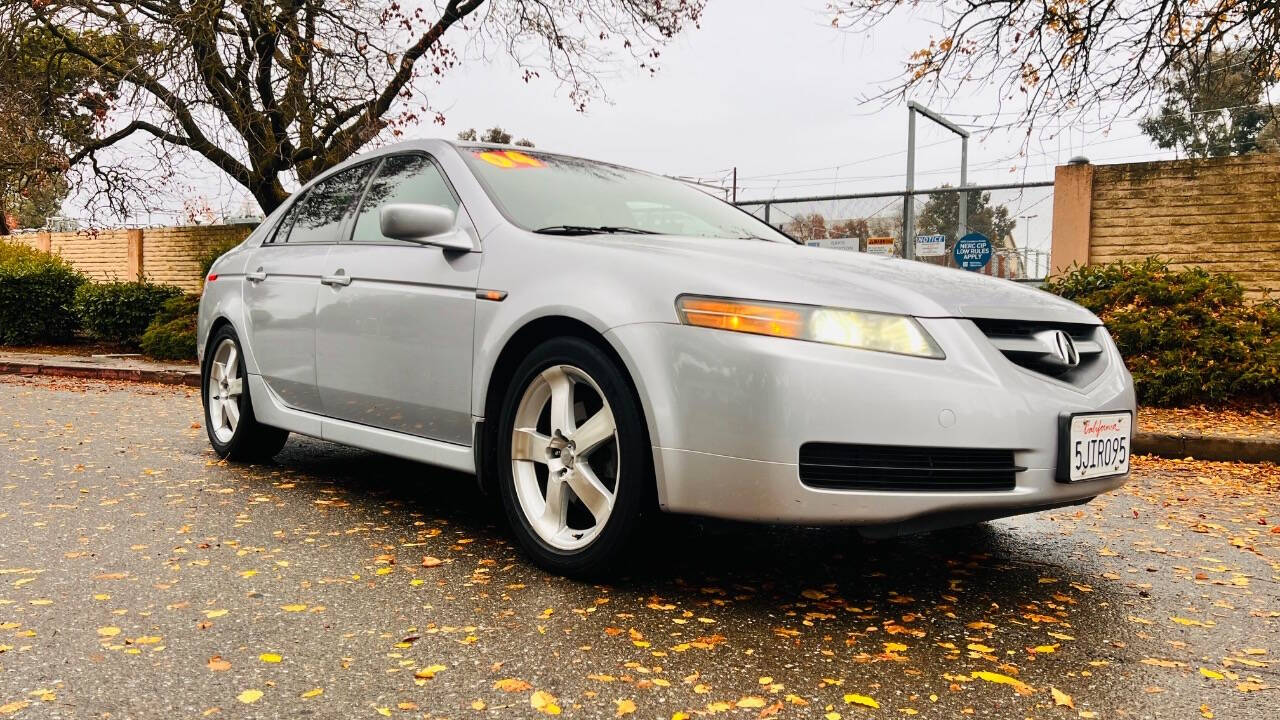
[1049,159,1093,276]
[127,229,144,281]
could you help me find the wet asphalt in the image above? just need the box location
[0,375,1275,719]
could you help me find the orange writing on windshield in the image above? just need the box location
[476,150,545,169]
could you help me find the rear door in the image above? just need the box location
[243,164,374,413]
[314,153,481,444]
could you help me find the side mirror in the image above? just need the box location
[380,203,472,251]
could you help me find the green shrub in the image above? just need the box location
[0,240,86,345]
[72,280,184,346]
[199,235,244,278]
[1045,258,1280,406]
[139,294,200,361]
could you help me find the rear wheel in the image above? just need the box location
[497,337,650,576]
[202,325,289,462]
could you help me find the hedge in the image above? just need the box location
[73,281,185,346]
[140,294,200,361]
[1045,258,1280,407]
[0,240,86,345]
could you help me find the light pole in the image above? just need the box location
[1019,214,1038,278]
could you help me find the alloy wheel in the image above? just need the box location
[207,338,244,443]
[510,365,620,551]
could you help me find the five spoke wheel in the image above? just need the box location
[207,338,244,443]
[511,365,620,551]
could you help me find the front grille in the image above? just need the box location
[799,443,1021,492]
[972,318,1109,387]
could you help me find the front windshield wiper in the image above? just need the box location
[533,225,658,236]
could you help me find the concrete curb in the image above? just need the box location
[0,360,200,387]
[1134,431,1280,464]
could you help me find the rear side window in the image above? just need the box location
[350,155,459,244]
[286,163,375,244]
[266,197,304,244]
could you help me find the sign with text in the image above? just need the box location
[953,232,993,270]
[866,236,895,256]
[914,234,946,257]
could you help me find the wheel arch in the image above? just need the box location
[476,315,655,496]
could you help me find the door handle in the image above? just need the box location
[246,268,266,282]
[320,272,351,287]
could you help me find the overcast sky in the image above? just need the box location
[81,0,1182,251]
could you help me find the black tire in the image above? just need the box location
[201,324,289,462]
[496,337,651,576]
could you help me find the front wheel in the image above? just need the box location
[496,337,651,576]
[202,325,289,462]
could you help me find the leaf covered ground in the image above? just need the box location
[0,376,1275,718]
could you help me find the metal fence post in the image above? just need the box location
[903,108,916,260]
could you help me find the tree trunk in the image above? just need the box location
[250,176,291,216]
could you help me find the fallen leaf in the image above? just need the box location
[531,690,561,715]
[971,671,1032,696]
[280,604,307,612]
[97,626,120,637]
[259,653,282,663]
[843,693,880,709]
[1199,668,1224,680]
[737,696,766,708]
[414,664,446,679]
[421,556,443,567]
[208,655,231,672]
[300,688,323,698]
[616,698,637,716]
[236,689,263,704]
[494,678,533,692]
[1051,687,1074,709]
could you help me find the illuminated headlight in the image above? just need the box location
[676,296,944,359]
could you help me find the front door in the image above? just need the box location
[315,153,481,445]
[243,162,375,413]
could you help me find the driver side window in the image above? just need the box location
[351,155,459,244]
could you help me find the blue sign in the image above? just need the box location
[953,232,992,271]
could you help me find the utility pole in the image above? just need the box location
[732,167,737,204]
[903,102,970,260]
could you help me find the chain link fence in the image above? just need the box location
[736,182,1054,281]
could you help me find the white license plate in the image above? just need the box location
[1060,412,1132,482]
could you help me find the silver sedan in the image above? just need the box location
[198,139,1136,574]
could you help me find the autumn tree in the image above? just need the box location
[457,127,535,147]
[831,0,1280,130]
[916,186,1016,245]
[1139,45,1277,157]
[0,16,108,233]
[8,0,703,217]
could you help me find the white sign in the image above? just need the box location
[1064,412,1131,482]
[915,234,946,257]
[808,237,861,252]
[866,236,895,256]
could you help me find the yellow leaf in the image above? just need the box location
[843,693,880,709]
[672,713,690,720]
[825,713,841,720]
[1171,616,1207,627]
[494,677,533,692]
[132,636,161,645]
[971,671,1032,696]
[414,664,446,679]
[737,696,766,708]
[758,676,773,685]
[204,609,228,618]
[884,642,908,653]
[1200,668,1224,680]
[0,701,30,715]
[375,567,393,576]
[966,643,995,653]
[259,653,282,663]
[472,700,487,710]
[531,690,561,715]
[1141,658,1185,668]
[280,604,307,612]
[1033,644,1058,654]
[1051,687,1074,709]
[237,689,263,704]
[375,707,391,717]
[616,698,637,716]
[97,626,120,637]
[301,688,324,699]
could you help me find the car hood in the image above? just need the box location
[588,235,1099,325]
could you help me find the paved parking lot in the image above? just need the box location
[0,376,1275,718]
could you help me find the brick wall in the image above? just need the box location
[1053,153,1280,298]
[7,224,253,293]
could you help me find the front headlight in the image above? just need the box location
[676,295,944,359]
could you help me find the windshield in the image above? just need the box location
[460,146,794,242]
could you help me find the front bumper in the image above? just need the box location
[607,318,1136,528]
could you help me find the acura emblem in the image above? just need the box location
[1035,329,1080,369]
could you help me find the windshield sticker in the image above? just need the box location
[474,150,545,169]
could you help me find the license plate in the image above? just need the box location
[1058,412,1132,482]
